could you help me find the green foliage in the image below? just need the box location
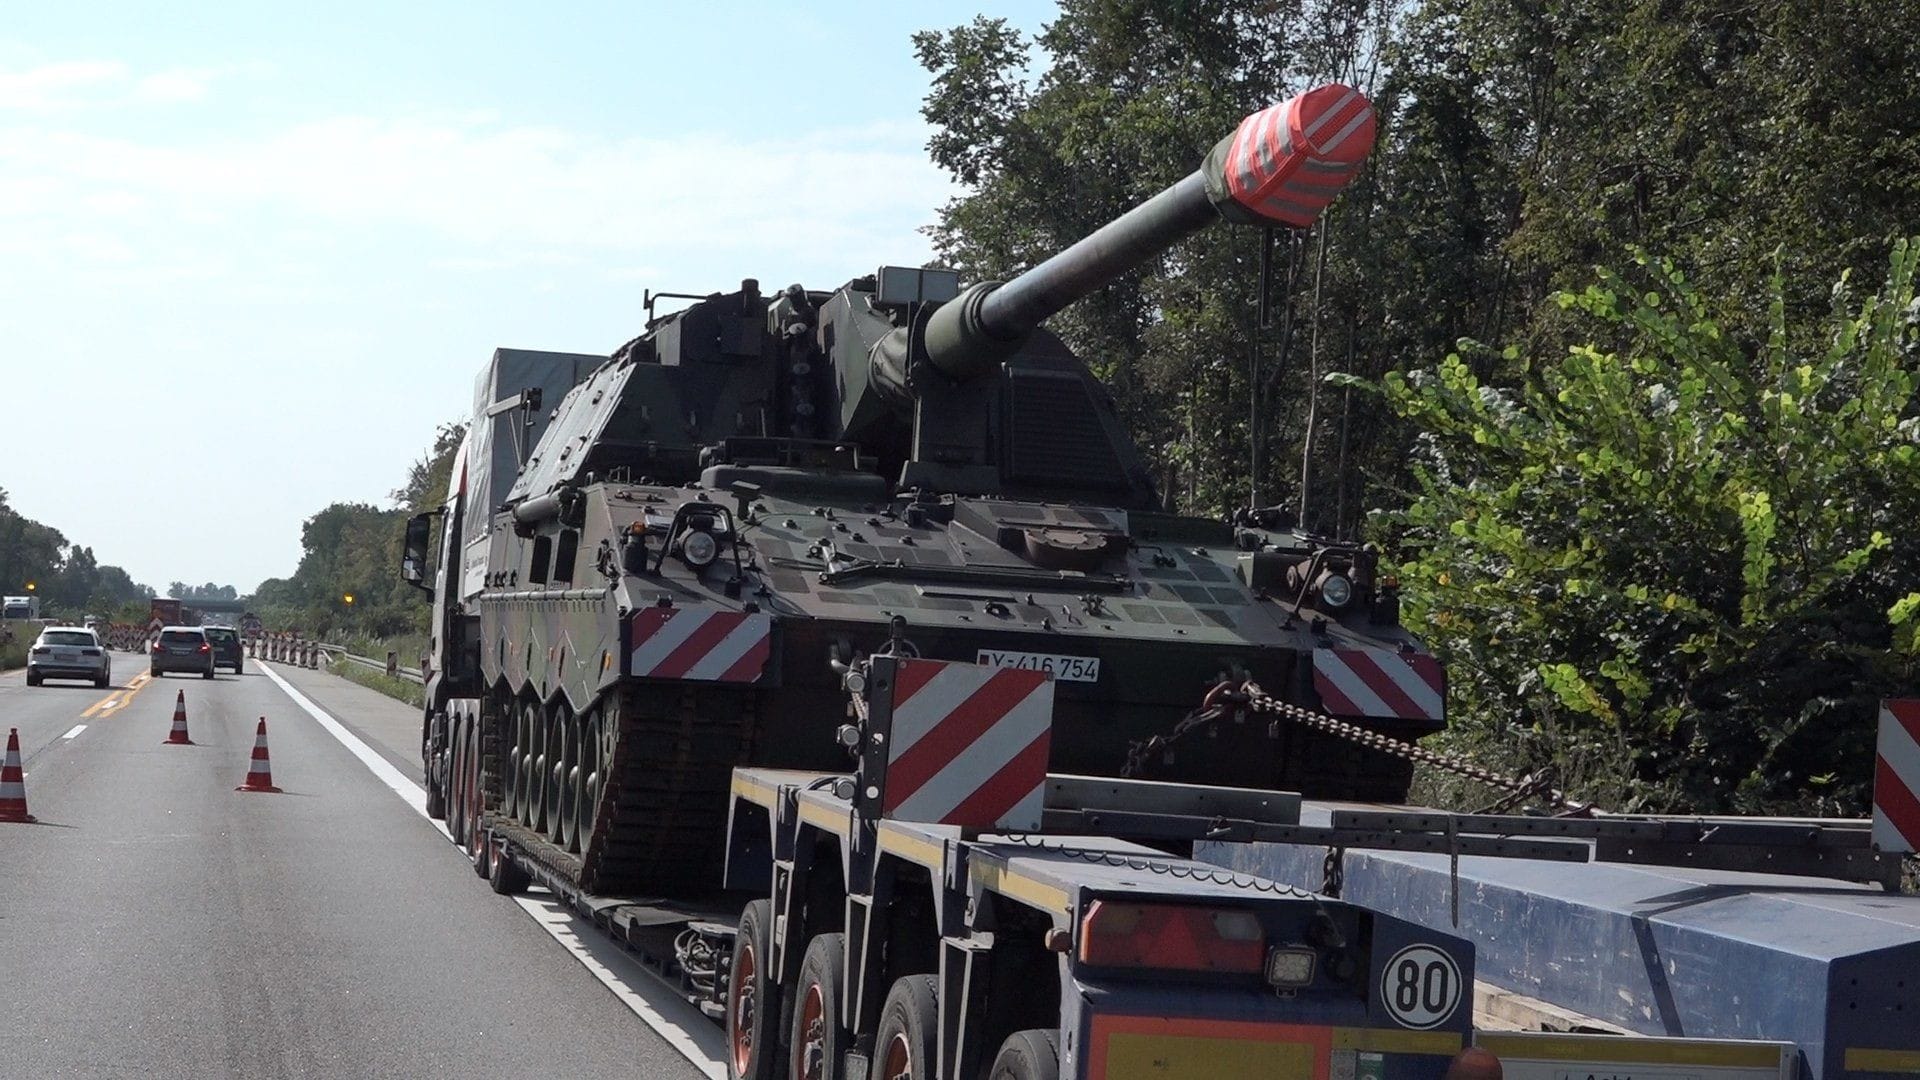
[327,656,426,709]
[1379,245,1920,813]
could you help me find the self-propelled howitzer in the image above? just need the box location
[407,84,1445,895]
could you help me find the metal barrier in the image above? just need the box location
[238,632,426,685]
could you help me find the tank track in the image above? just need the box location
[481,681,759,897]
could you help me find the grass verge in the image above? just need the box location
[326,656,426,709]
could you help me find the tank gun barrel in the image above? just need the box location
[921,83,1376,381]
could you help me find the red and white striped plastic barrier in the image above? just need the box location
[626,607,771,683]
[874,658,1055,832]
[1873,699,1920,854]
[1312,647,1445,724]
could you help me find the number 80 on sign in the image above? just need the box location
[1381,944,1462,1029]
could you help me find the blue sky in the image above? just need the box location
[1,1,1057,593]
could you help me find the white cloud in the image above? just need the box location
[133,69,214,104]
[0,109,956,279]
[0,59,248,111]
[0,60,127,110]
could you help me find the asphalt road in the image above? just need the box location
[0,652,710,1080]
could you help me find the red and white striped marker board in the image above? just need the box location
[1873,699,1920,854]
[1313,647,1445,724]
[626,607,771,683]
[870,657,1055,833]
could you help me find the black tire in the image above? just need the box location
[869,975,938,1080]
[26,671,40,687]
[95,674,109,689]
[728,899,782,1080]
[235,663,245,675]
[487,837,530,895]
[988,1030,1059,1080]
[202,667,214,680]
[788,933,847,1080]
[150,668,161,677]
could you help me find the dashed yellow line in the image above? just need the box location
[82,670,152,718]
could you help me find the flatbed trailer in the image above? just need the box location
[464,655,1851,1080]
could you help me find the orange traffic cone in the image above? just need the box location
[237,718,282,793]
[1,727,35,823]
[163,690,193,745]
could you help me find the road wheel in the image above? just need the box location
[235,663,245,675]
[728,899,781,1080]
[987,1030,1058,1080]
[544,700,567,845]
[788,933,846,1080]
[26,670,40,687]
[95,672,110,689]
[202,666,214,680]
[507,694,529,822]
[527,699,549,832]
[870,975,938,1080]
[558,704,581,852]
[576,704,604,847]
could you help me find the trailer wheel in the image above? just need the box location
[464,721,490,877]
[870,974,938,1080]
[788,933,846,1080]
[447,716,470,846]
[728,899,781,1080]
[487,838,530,895]
[987,1030,1058,1080]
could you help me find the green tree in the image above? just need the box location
[1372,243,1920,814]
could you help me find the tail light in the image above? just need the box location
[31,647,50,655]
[198,643,211,653]
[81,648,101,656]
[151,641,163,651]
[1077,900,1266,974]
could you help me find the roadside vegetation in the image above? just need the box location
[326,656,426,710]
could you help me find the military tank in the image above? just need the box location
[405,84,1446,894]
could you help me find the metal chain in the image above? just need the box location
[1123,679,1586,814]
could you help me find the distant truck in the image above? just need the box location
[150,598,187,626]
[2,595,40,620]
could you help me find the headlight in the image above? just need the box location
[1319,573,1353,609]
[1265,947,1317,988]
[681,529,720,568]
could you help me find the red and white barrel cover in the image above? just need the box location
[1873,699,1920,854]
[1218,83,1376,228]
[879,658,1055,832]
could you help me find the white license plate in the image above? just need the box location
[975,650,1101,683]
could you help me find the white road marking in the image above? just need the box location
[514,898,728,1079]
[253,660,726,1078]
[62,724,85,740]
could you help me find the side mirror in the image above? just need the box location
[402,512,436,593]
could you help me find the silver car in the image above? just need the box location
[150,626,216,679]
[27,626,112,688]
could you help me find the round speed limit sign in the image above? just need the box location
[1380,944,1462,1029]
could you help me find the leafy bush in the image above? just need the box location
[1374,243,1920,814]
